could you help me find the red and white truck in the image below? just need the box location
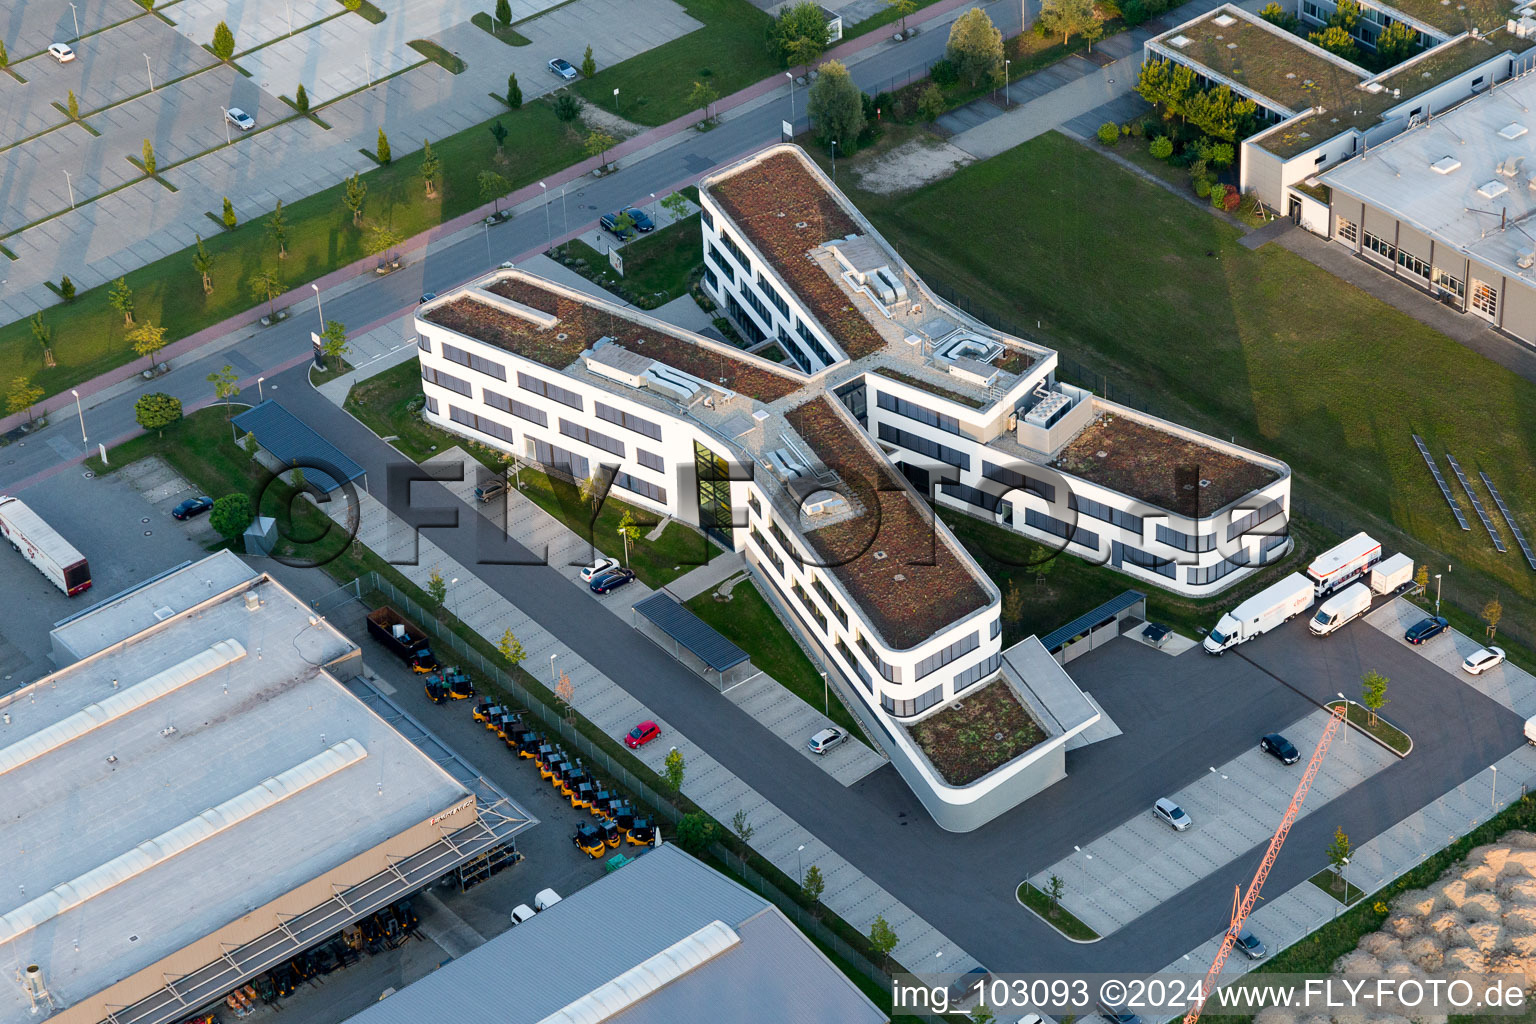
[0,495,92,596]
[1305,532,1381,597]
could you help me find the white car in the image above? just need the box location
[1463,646,1506,675]
[48,43,76,63]
[580,557,619,582]
[533,888,562,911]
[509,904,536,925]
[547,57,577,81]
[1154,797,1192,831]
[807,727,847,755]
[225,107,256,131]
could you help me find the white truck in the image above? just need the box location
[1370,552,1414,594]
[1203,573,1315,654]
[1308,582,1372,636]
[1305,532,1381,596]
[0,495,92,596]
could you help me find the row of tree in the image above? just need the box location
[1136,58,1259,142]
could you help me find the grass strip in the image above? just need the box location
[471,11,532,44]
[1017,882,1099,941]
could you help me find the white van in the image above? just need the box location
[1308,582,1372,636]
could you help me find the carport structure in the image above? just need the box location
[630,593,751,691]
[1042,590,1146,664]
[233,400,367,492]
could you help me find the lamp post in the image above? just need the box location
[1208,766,1228,817]
[796,843,805,886]
[69,2,80,40]
[483,219,491,265]
[449,577,459,620]
[550,652,558,685]
[538,182,551,251]
[830,140,837,182]
[62,169,75,209]
[144,53,155,92]
[560,184,569,237]
[649,192,657,224]
[221,107,232,145]
[364,50,373,88]
[311,283,325,332]
[1434,572,1443,615]
[613,88,620,117]
[70,389,85,445]
[1338,692,1348,741]
[1340,856,1350,902]
[820,671,828,715]
[1492,764,1498,808]
[1004,59,1011,107]
[285,0,293,36]
[786,71,795,126]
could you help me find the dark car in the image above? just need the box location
[624,206,655,232]
[419,292,436,304]
[1405,615,1450,644]
[589,567,636,594]
[172,495,214,520]
[599,212,636,240]
[1260,733,1299,765]
[1100,1004,1144,1024]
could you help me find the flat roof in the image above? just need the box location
[632,593,750,672]
[232,401,366,492]
[341,845,885,1024]
[0,569,471,1024]
[1375,0,1522,36]
[1320,71,1536,288]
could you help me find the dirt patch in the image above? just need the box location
[856,138,975,195]
[581,106,644,140]
[906,679,1044,786]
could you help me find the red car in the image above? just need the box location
[625,720,660,749]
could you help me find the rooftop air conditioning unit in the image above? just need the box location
[803,493,850,517]
[1519,250,1536,269]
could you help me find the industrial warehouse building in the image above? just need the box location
[0,553,525,1024]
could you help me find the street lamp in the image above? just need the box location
[62,169,75,209]
[1434,572,1443,615]
[830,140,837,182]
[70,389,85,445]
[786,71,795,125]
[560,183,569,237]
[1004,59,1011,107]
[484,220,491,265]
[257,376,265,402]
[1208,766,1227,816]
[285,0,293,36]
[538,182,551,251]
[144,53,155,92]
[1340,856,1350,900]
[796,843,805,886]
[69,2,80,40]
[364,50,373,88]
[550,652,558,684]
[649,192,657,223]
[1492,764,1499,808]
[221,107,232,145]
[820,671,828,715]
[311,282,325,332]
[449,577,459,620]
[1338,692,1349,741]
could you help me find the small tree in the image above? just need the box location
[478,169,509,213]
[868,914,899,968]
[660,191,691,222]
[1360,670,1388,727]
[427,567,447,608]
[1046,874,1065,917]
[553,95,582,122]
[916,82,945,121]
[1084,18,1105,52]
[1002,579,1024,623]
[887,0,918,34]
[580,44,596,79]
[211,21,236,61]
[497,628,526,667]
[0,40,8,70]
[495,0,512,24]
[1326,826,1352,892]
[687,80,720,126]
[555,670,575,719]
[221,196,237,229]
[1483,596,1503,638]
[617,507,641,564]
[729,809,754,869]
[1037,0,1098,46]
[420,138,441,197]
[663,746,686,791]
[108,276,135,325]
[1258,1,1298,29]
[583,129,618,169]
[1415,563,1429,592]
[365,225,401,257]
[6,377,43,424]
[800,864,825,914]
[320,319,350,369]
[506,72,522,109]
[489,119,508,156]
[343,173,367,225]
[376,127,391,165]
[267,199,288,259]
[250,266,283,317]
[773,2,830,71]
[58,275,76,301]
[29,312,54,367]
[192,233,214,294]
[66,89,79,120]
[207,364,241,417]
[128,321,166,370]
[134,392,182,436]
[674,812,715,855]
[209,494,254,541]
[947,7,1005,86]
[142,138,157,176]
[1375,20,1419,65]
[1308,25,1360,62]
[807,60,864,148]
[295,83,309,112]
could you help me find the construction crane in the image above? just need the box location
[1183,700,1349,1024]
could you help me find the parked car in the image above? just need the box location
[624,206,655,232]
[509,904,536,925]
[624,720,660,749]
[807,727,847,755]
[589,567,636,594]
[172,495,215,520]
[948,967,992,1004]
[1405,616,1450,645]
[1233,929,1268,960]
[533,888,562,911]
[580,557,620,582]
[1463,645,1506,675]
[599,212,636,240]
[48,43,75,63]
[1154,797,1192,831]
[474,479,507,504]
[1260,733,1300,765]
[225,107,255,131]
[1100,1003,1143,1024]
[547,57,577,80]
[419,292,437,304]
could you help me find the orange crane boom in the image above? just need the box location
[1183,701,1349,1024]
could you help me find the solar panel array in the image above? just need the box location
[1412,434,1469,531]
[1481,471,1536,572]
[1445,453,1505,552]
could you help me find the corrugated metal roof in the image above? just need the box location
[342,846,884,1024]
[231,401,365,492]
[1040,590,1145,652]
[632,593,749,672]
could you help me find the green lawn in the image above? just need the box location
[1328,700,1411,755]
[3,98,588,399]
[470,11,531,44]
[847,131,1536,661]
[686,583,862,737]
[553,212,702,309]
[572,0,777,126]
[343,358,475,463]
[1308,867,1367,906]
[1017,882,1099,941]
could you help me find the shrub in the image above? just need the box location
[553,93,582,122]
[1194,178,1213,198]
[222,197,237,229]
[295,83,309,112]
[1149,135,1174,159]
[675,812,716,855]
[59,276,75,301]
[210,494,254,540]
[873,90,896,118]
[929,57,959,87]
[1124,119,1143,138]
[1222,187,1242,212]
[1187,156,1209,182]
[506,72,522,108]
[376,127,391,164]
[579,44,595,79]
[1209,141,1235,167]
[1096,121,1120,145]
[342,0,361,9]
[1210,183,1227,207]
[211,20,236,61]
[1120,0,1147,25]
[495,0,511,23]
[916,82,945,121]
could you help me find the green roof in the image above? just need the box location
[1374,0,1520,36]
[1164,10,1368,113]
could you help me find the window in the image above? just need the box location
[1228,498,1284,542]
[877,423,970,469]
[483,389,547,427]
[1156,524,1216,552]
[1472,279,1498,319]
[791,580,828,633]
[1116,540,1176,579]
[424,395,438,415]
[530,438,588,482]
[701,208,713,232]
[1397,249,1430,281]
[742,284,774,326]
[517,371,583,410]
[769,520,796,560]
[1025,508,1099,551]
[813,577,848,627]
[941,482,1001,512]
[559,418,625,457]
[1302,0,1320,16]
[857,633,899,682]
[882,682,945,718]
[1336,218,1357,244]
[636,448,664,472]
[449,405,516,445]
[726,294,768,344]
[876,391,962,435]
[796,320,834,366]
[747,491,761,518]
[990,618,1001,640]
[750,527,783,574]
[1074,495,1143,533]
[758,274,790,317]
[914,632,979,681]
[706,245,735,284]
[595,402,663,440]
[719,230,749,269]
[954,653,1001,694]
[835,638,871,691]
[1187,554,1247,586]
[983,461,1055,501]
[442,342,507,381]
[1362,231,1396,263]
[421,365,472,396]
[417,336,432,354]
[703,266,718,292]
[613,471,667,504]
[1432,267,1465,298]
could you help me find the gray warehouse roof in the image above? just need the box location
[632,592,750,672]
[342,844,885,1024]
[232,400,366,492]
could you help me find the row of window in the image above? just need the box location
[442,342,507,381]
[1115,540,1176,579]
[857,632,900,683]
[1228,497,1284,542]
[613,471,667,505]
[518,371,583,410]
[637,448,665,472]
[836,637,872,692]
[877,423,970,470]
[982,461,1055,502]
[422,365,472,397]
[1074,494,1142,534]
[1432,267,1465,299]
[913,631,979,682]
[484,389,547,427]
[559,418,625,457]
[1186,553,1247,586]
[1156,523,1216,553]
[1336,217,1358,244]
[1025,508,1100,552]
[1363,230,1396,264]
[1397,248,1430,281]
[530,438,589,483]
[813,577,849,628]
[954,652,1001,694]
[595,401,663,441]
[942,482,1001,512]
[796,319,834,366]
[882,682,945,718]
[449,405,516,446]
[792,579,829,633]
[740,284,775,331]
[707,246,734,285]
[758,273,790,318]
[876,391,962,436]
[750,527,784,575]
[718,229,749,270]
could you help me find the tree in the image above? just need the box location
[807,60,864,149]
[1084,18,1105,51]
[497,628,526,667]
[773,2,830,71]
[1483,596,1503,638]
[343,173,367,225]
[489,119,509,155]
[58,275,76,301]
[1415,563,1429,592]
[1209,141,1235,167]
[1258,1,1298,29]
[495,0,512,23]
[209,494,254,540]
[427,567,447,608]
[192,233,214,294]
[555,670,575,719]
[134,392,182,436]
[663,746,686,791]
[1182,84,1255,142]
[6,377,43,424]
[887,0,918,34]
[142,138,157,176]
[1046,874,1065,917]
[320,319,349,368]
[867,914,899,968]
[674,812,715,855]
[267,199,288,259]
[295,83,309,112]
[506,72,522,109]
[800,864,825,914]
[1375,21,1418,66]
[579,471,606,510]
[583,130,618,169]
[1326,826,1352,892]
[29,312,54,367]
[660,191,691,222]
[108,276,135,325]
[0,40,8,70]
[420,138,441,197]
[946,7,1005,86]
[1329,0,1360,31]
[211,20,236,61]
[207,364,240,417]
[1002,579,1024,623]
[66,89,79,120]
[580,44,596,79]
[916,82,944,121]
[128,321,166,370]
[221,196,237,229]
[617,507,641,564]
[365,225,402,256]
[250,266,283,317]
[553,95,582,122]
[478,169,509,214]
[1309,25,1360,63]
[1360,670,1388,727]
[611,210,636,237]
[729,809,754,869]
[687,80,720,126]
[373,127,391,165]
[1136,57,1195,118]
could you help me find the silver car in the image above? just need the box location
[547,57,577,81]
[807,728,847,755]
[1154,797,1192,831]
[225,107,256,131]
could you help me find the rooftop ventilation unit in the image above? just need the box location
[1431,156,1462,174]
[802,491,850,517]
[1519,250,1536,269]
[244,591,260,611]
[1167,33,1191,47]
[1497,155,1526,177]
[1212,13,1235,25]
[949,357,999,388]
[1024,387,1075,429]
[1478,179,1510,199]
[1501,122,1530,139]
[766,449,806,481]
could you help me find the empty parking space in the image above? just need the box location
[0,0,121,59]
[1367,596,1536,715]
